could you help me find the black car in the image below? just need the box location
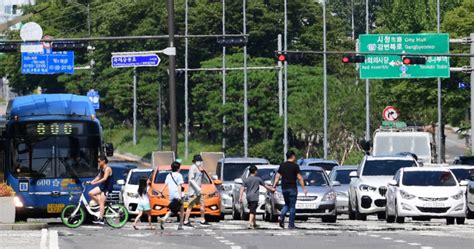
[453,156,474,165]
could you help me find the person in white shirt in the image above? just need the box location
[132,178,154,230]
[184,155,208,226]
[158,161,185,230]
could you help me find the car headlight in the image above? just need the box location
[222,184,233,192]
[127,192,139,198]
[151,189,161,196]
[451,190,464,200]
[359,184,376,192]
[274,191,284,202]
[322,191,337,201]
[208,191,219,198]
[400,190,416,200]
[336,191,348,198]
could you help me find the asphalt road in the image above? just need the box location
[6,215,474,249]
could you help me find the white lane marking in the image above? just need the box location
[394,240,406,243]
[408,243,421,246]
[203,229,213,232]
[420,247,433,249]
[382,237,392,240]
[48,230,59,249]
[369,234,380,238]
[220,240,231,243]
[231,247,242,249]
[40,228,48,249]
[225,242,235,245]
[215,236,225,239]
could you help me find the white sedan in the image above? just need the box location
[121,168,153,215]
[385,167,468,225]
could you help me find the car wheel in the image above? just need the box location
[456,217,465,225]
[240,207,249,221]
[385,207,395,223]
[348,198,355,220]
[446,217,455,225]
[322,215,337,223]
[394,203,404,224]
[355,199,367,221]
[466,209,474,219]
[232,202,241,220]
[377,212,385,220]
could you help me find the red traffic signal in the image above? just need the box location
[402,56,426,65]
[342,55,365,63]
[277,53,287,62]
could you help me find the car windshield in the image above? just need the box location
[128,171,152,185]
[402,171,457,186]
[333,169,353,184]
[223,163,260,181]
[154,169,211,184]
[308,162,338,171]
[362,160,416,176]
[450,168,474,181]
[256,168,275,182]
[274,170,328,187]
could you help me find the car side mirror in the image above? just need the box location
[349,171,358,178]
[388,180,398,186]
[234,178,243,185]
[211,175,219,181]
[332,181,341,187]
[105,143,114,157]
[460,180,469,186]
[213,179,223,185]
[264,180,272,186]
[116,179,125,185]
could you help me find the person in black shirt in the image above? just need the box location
[273,151,307,229]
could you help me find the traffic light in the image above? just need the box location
[217,36,247,47]
[342,55,365,63]
[0,43,18,52]
[402,56,426,65]
[52,41,89,51]
[276,52,287,63]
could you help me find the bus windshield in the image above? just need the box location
[9,122,100,178]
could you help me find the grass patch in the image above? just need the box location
[104,127,221,165]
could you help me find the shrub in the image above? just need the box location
[0,184,15,197]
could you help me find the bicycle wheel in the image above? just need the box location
[105,204,129,228]
[61,205,85,228]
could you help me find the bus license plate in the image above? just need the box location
[47,204,65,213]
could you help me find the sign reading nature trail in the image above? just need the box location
[359,33,450,79]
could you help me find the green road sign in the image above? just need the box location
[359,33,450,79]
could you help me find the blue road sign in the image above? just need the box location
[87,89,100,109]
[111,54,161,68]
[21,49,74,74]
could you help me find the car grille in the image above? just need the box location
[416,207,450,213]
[107,191,121,204]
[418,197,448,201]
[378,186,387,197]
[297,196,318,201]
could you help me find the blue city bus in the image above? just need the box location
[0,94,113,220]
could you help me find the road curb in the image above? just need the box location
[0,223,48,230]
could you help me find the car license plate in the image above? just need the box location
[47,203,65,213]
[422,202,445,208]
[296,203,317,209]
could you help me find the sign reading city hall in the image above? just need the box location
[359,33,450,79]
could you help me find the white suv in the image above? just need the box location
[348,155,419,220]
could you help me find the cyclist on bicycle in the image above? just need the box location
[88,155,113,225]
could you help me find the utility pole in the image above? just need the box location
[243,0,248,157]
[365,0,370,142]
[283,0,288,159]
[167,0,178,155]
[436,0,442,164]
[222,0,227,153]
[323,0,328,159]
[184,0,189,160]
[133,67,137,145]
[470,33,474,155]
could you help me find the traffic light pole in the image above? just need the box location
[471,33,474,155]
[436,0,442,164]
[167,0,178,156]
[365,0,370,143]
[243,0,248,158]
